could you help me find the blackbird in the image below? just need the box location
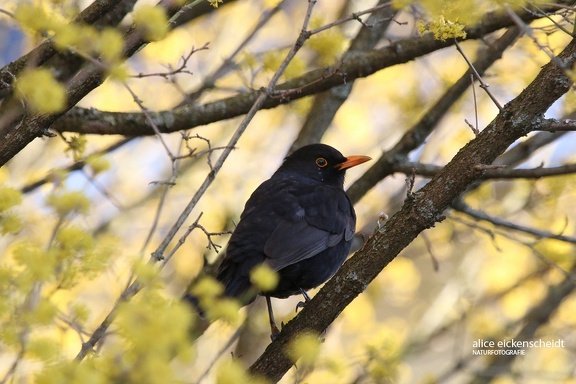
[213,143,371,337]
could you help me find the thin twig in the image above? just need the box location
[469,73,479,135]
[179,0,287,105]
[131,43,209,79]
[307,2,395,36]
[505,6,567,70]
[454,40,503,110]
[75,0,320,361]
[451,199,576,245]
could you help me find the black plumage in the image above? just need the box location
[215,143,370,336]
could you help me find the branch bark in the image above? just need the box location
[48,4,566,138]
[247,36,576,383]
[0,0,219,167]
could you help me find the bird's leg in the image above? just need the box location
[295,289,327,341]
[265,296,281,340]
[295,288,312,312]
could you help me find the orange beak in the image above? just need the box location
[335,155,372,170]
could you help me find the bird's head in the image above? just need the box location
[276,144,371,187]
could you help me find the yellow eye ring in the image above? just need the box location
[315,157,328,168]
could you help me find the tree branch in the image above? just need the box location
[451,199,576,244]
[392,160,576,179]
[49,5,564,138]
[0,0,220,167]
[290,0,397,152]
[247,36,576,383]
[74,0,320,360]
[346,26,521,204]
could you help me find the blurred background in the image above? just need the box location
[1,0,575,383]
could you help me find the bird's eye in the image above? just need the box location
[315,157,328,168]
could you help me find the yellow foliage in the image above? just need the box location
[479,239,535,294]
[262,50,306,79]
[190,275,224,298]
[288,332,322,365]
[116,291,193,362]
[23,300,58,326]
[555,292,576,326]
[491,378,517,384]
[391,0,414,9]
[97,27,125,63]
[28,336,60,362]
[15,68,66,114]
[489,0,543,10]
[0,212,22,235]
[205,297,241,324]
[35,360,108,384]
[56,227,95,254]
[264,0,283,6]
[263,50,281,70]
[214,359,270,384]
[342,293,375,331]
[52,23,87,51]
[208,0,224,8]
[420,0,487,25]
[13,243,56,284]
[0,186,23,235]
[106,63,130,81]
[215,359,249,384]
[46,190,90,217]
[419,16,467,41]
[469,308,505,337]
[133,5,169,42]
[69,302,90,324]
[64,134,87,161]
[0,186,23,211]
[307,21,346,65]
[249,264,279,292]
[51,22,123,67]
[132,258,161,286]
[85,154,111,175]
[534,240,575,269]
[14,3,57,34]
[53,226,109,286]
[241,52,258,68]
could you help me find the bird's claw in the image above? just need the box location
[295,289,312,313]
[295,301,307,312]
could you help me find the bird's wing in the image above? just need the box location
[263,185,355,271]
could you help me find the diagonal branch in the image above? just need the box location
[0,0,138,98]
[247,36,576,383]
[74,0,321,361]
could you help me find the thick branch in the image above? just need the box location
[247,37,576,383]
[50,5,564,137]
[0,0,218,167]
[0,0,137,97]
